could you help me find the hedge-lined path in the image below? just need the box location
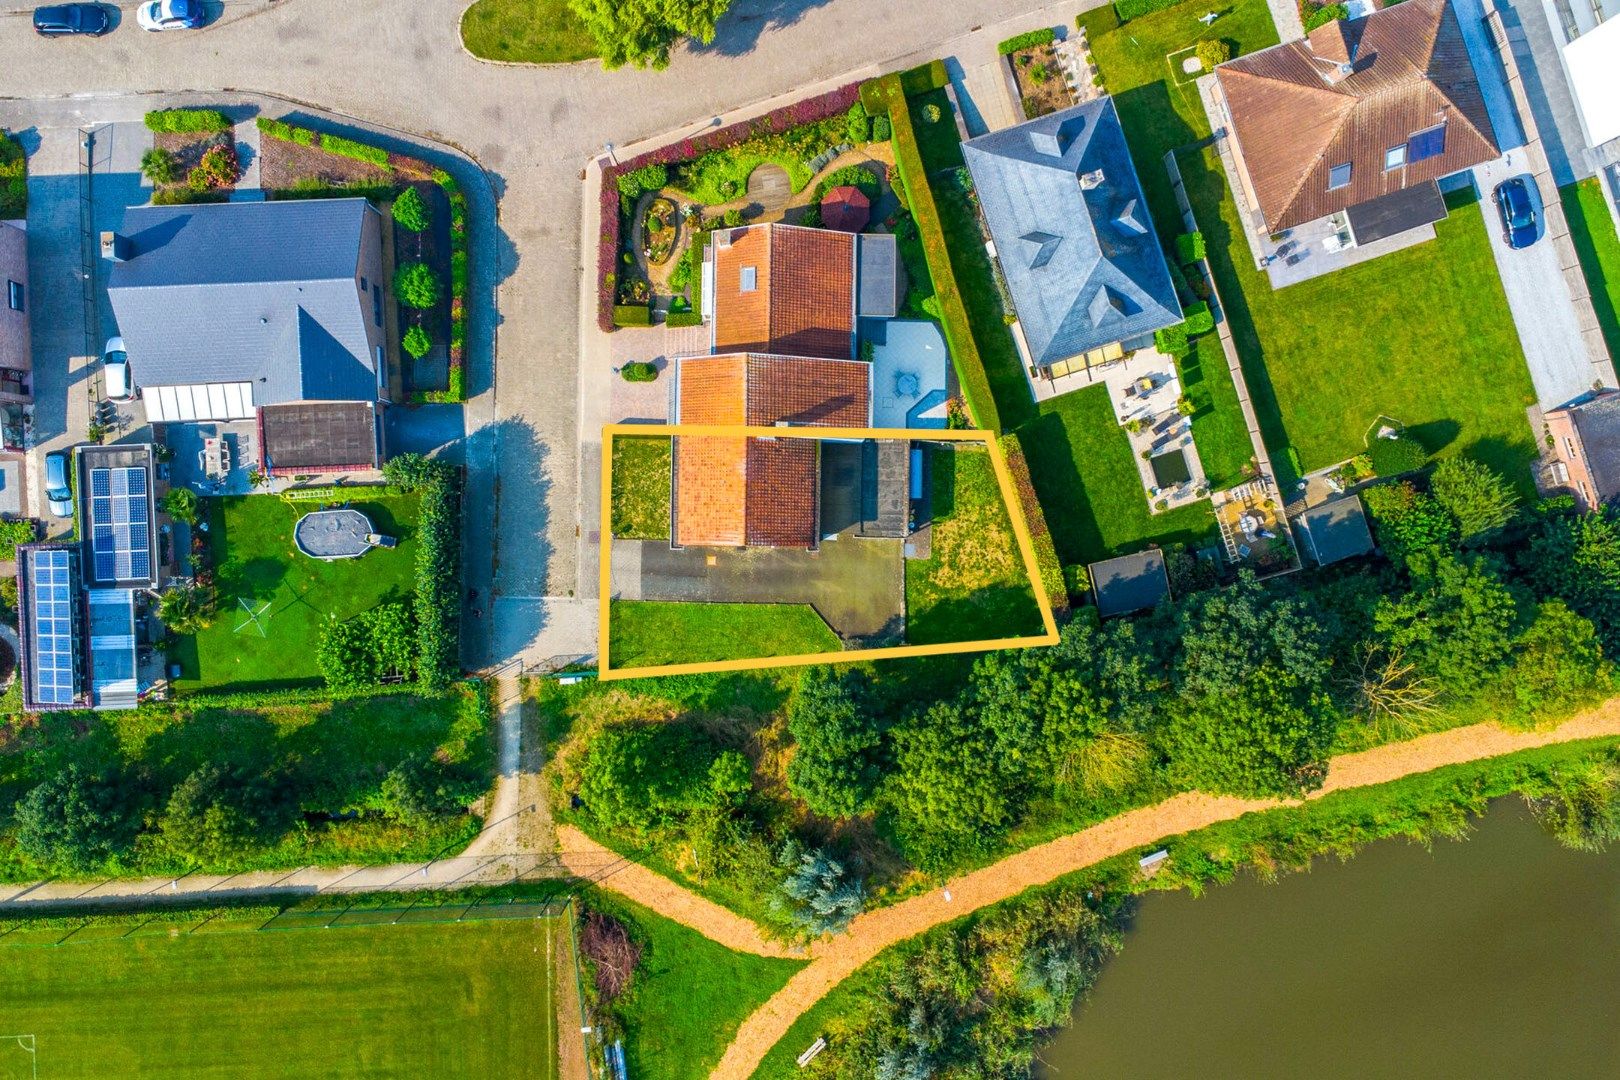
[702,701,1620,1078]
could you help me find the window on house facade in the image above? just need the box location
[739,266,757,292]
[372,284,383,328]
[1328,163,1353,190]
[6,280,21,312]
[1384,145,1406,171]
[0,369,25,395]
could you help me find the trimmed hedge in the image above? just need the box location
[899,59,949,96]
[874,73,1002,431]
[998,28,1056,55]
[613,304,652,327]
[145,108,231,134]
[998,432,1069,614]
[664,311,701,328]
[1183,300,1214,336]
[1114,0,1181,20]
[1155,321,1192,358]
[404,461,463,691]
[1176,231,1205,264]
[321,133,392,169]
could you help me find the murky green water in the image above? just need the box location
[1036,802,1620,1079]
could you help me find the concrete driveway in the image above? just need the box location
[0,0,1078,667]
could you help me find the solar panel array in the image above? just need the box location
[89,467,151,583]
[29,548,76,705]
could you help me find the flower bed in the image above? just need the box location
[1010,44,1071,119]
[146,123,240,206]
[595,82,863,332]
[256,118,471,403]
[642,197,678,265]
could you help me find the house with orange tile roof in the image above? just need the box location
[671,352,873,548]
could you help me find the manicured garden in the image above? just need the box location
[173,493,420,690]
[607,601,840,668]
[459,0,598,64]
[1562,177,1620,360]
[609,435,672,540]
[141,109,240,205]
[905,446,1044,644]
[0,916,554,1078]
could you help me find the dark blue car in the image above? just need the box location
[32,4,112,36]
[1494,177,1538,249]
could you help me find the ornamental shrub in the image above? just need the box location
[391,186,430,232]
[162,487,199,526]
[1367,433,1428,476]
[872,114,892,141]
[616,163,669,201]
[393,262,442,310]
[140,147,179,185]
[185,144,240,191]
[621,361,658,382]
[402,324,432,359]
[922,103,943,124]
[1195,38,1232,70]
[144,108,231,134]
[722,208,744,227]
[845,101,870,143]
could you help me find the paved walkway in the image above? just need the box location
[1267,0,1306,42]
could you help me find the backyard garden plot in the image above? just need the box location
[173,493,418,690]
[0,918,558,1079]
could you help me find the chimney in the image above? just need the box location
[100,231,131,262]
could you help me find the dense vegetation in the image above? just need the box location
[568,0,733,69]
[546,455,1617,934]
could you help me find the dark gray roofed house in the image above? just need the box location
[961,98,1183,370]
[106,199,388,422]
[857,233,901,319]
[1088,548,1170,618]
[1294,495,1375,567]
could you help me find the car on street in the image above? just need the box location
[102,337,134,402]
[43,450,73,518]
[135,0,203,31]
[1494,177,1538,250]
[32,4,112,36]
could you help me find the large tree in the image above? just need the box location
[785,668,884,820]
[1374,550,1518,689]
[885,700,1015,870]
[1507,600,1608,728]
[1162,665,1337,797]
[12,763,143,873]
[1430,456,1518,545]
[1523,501,1620,653]
[568,0,733,70]
[1174,572,1327,698]
[157,763,290,865]
[577,722,739,833]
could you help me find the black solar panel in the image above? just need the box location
[88,467,152,582]
[29,549,76,705]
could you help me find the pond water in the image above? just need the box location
[1036,802,1620,1079]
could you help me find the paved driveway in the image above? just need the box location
[0,0,1077,667]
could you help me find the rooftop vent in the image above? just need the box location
[100,231,131,263]
[1079,169,1106,191]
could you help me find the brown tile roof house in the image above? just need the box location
[1214,0,1498,233]
[1544,390,1620,511]
[712,224,856,360]
[673,353,871,548]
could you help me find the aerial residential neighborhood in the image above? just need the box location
[3,0,1620,1076]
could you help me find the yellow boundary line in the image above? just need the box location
[598,424,1061,680]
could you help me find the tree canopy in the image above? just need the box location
[12,764,143,873]
[785,668,884,820]
[568,0,733,69]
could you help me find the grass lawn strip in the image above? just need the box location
[610,436,672,540]
[459,0,598,63]
[1561,177,1620,359]
[177,494,419,690]
[608,601,840,667]
[0,919,556,1079]
[906,446,1043,644]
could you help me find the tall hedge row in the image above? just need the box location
[870,74,1003,431]
[412,464,463,690]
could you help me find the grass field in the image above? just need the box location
[608,600,840,668]
[906,446,1044,643]
[1562,178,1620,359]
[610,436,672,540]
[173,494,419,689]
[459,0,598,64]
[0,918,558,1078]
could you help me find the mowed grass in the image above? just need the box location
[1021,384,1216,564]
[0,919,557,1079]
[608,601,840,668]
[906,446,1043,643]
[1562,177,1620,359]
[459,0,598,64]
[174,494,419,690]
[592,893,806,1080]
[611,435,672,540]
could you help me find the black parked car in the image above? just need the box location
[32,3,111,35]
[1494,177,1539,250]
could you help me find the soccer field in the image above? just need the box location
[0,917,558,1079]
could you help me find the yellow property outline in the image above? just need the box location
[598,424,1061,680]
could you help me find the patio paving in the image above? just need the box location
[1098,347,1211,513]
[164,420,260,496]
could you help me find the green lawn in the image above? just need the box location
[175,494,419,690]
[1562,177,1620,359]
[459,0,598,64]
[594,893,806,1080]
[0,918,556,1078]
[1021,385,1217,564]
[610,436,672,540]
[906,446,1044,643]
[608,601,840,668]
[1084,0,1537,481]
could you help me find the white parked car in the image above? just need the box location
[135,0,204,31]
[102,336,134,402]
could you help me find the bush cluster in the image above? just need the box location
[144,108,231,134]
[0,130,26,218]
[317,601,418,689]
[1303,0,1351,30]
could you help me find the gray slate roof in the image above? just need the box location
[961,98,1182,366]
[1570,392,1620,502]
[1295,495,1374,567]
[107,199,379,406]
[1088,549,1170,618]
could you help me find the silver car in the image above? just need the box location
[44,450,73,517]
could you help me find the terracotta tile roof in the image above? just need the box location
[1215,0,1498,231]
[712,224,855,359]
[673,352,871,548]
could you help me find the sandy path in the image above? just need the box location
[705,701,1620,1078]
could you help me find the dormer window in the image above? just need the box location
[1328,162,1352,190]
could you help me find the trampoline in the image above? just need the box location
[293,508,375,560]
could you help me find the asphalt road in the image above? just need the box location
[0,0,1062,667]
